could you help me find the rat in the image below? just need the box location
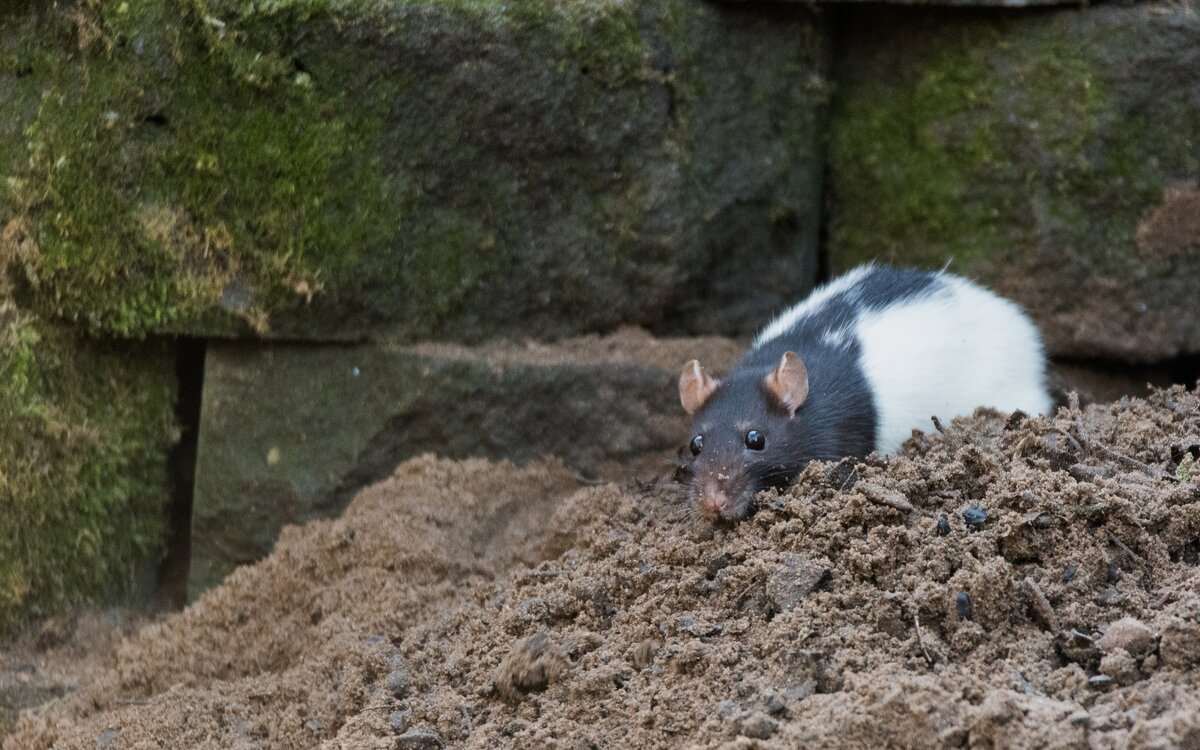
[678,263,1051,521]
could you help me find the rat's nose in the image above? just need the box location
[699,489,733,519]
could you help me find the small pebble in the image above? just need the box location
[677,616,723,637]
[1099,648,1139,686]
[705,553,733,578]
[389,710,412,733]
[1107,563,1121,583]
[962,506,988,526]
[395,730,443,749]
[1160,620,1200,668]
[936,516,950,536]
[1098,617,1157,657]
[738,711,779,740]
[1062,565,1078,582]
[631,640,657,669]
[1087,674,1114,689]
[765,691,787,716]
[716,699,741,719]
[387,660,412,699]
[766,554,828,613]
[955,592,975,621]
[1004,410,1028,430]
[1064,629,1094,646]
[519,598,549,621]
[1027,512,1056,529]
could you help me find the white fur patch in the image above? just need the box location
[855,275,1052,453]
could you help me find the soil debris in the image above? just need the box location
[492,632,568,701]
[6,384,1200,749]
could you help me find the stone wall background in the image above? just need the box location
[0,0,1196,625]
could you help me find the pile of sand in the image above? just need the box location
[7,385,1200,749]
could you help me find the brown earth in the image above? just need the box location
[5,385,1200,749]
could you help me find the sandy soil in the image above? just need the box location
[5,384,1200,749]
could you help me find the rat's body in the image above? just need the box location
[679,264,1051,521]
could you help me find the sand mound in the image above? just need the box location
[8,386,1200,749]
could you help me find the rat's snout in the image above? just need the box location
[695,469,748,521]
[698,487,734,520]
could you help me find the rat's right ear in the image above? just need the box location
[679,359,720,415]
[765,351,809,416]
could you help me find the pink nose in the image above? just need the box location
[699,491,732,519]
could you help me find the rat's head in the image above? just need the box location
[678,352,809,522]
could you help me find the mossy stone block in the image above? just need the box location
[0,309,176,631]
[189,332,743,593]
[2,0,825,341]
[828,5,1200,363]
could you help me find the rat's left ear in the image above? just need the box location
[765,351,809,417]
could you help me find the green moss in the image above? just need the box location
[829,10,1200,277]
[9,0,397,337]
[4,0,823,341]
[4,0,662,338]
[0,308,175,630]
[829,26,1015,269]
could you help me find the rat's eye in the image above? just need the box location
[745,430,765,451]
[689,435,704,456]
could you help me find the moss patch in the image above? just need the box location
[0,307,176,631]
[3,0,825,341]
[829,7,1200,275]
[5,0,397,337]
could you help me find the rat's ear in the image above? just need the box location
[679,360,720,415]
[765,351,809,416]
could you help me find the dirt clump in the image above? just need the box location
[1136,182,1200,261]
[7,385,1200,749]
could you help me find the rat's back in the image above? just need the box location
[753,264,1052,453]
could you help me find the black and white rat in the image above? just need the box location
[678,264,1051,521]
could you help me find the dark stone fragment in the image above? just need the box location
[955,592,975,622]
[386,664,411,699]
[1004,410,1029,430]
[706,553,733,579]
[1107,563,1122,583]
[936,516,951,536]
[389,710,412,733]
[765,691,787,716]
[962,506,988,526]
[1087,675,1114,690]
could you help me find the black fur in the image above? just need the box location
[685,265,943,520]
[754,265,940,346]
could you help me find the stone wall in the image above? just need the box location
[0,0,1197,623]
[189,330,743,591]
[3,0,825,341]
